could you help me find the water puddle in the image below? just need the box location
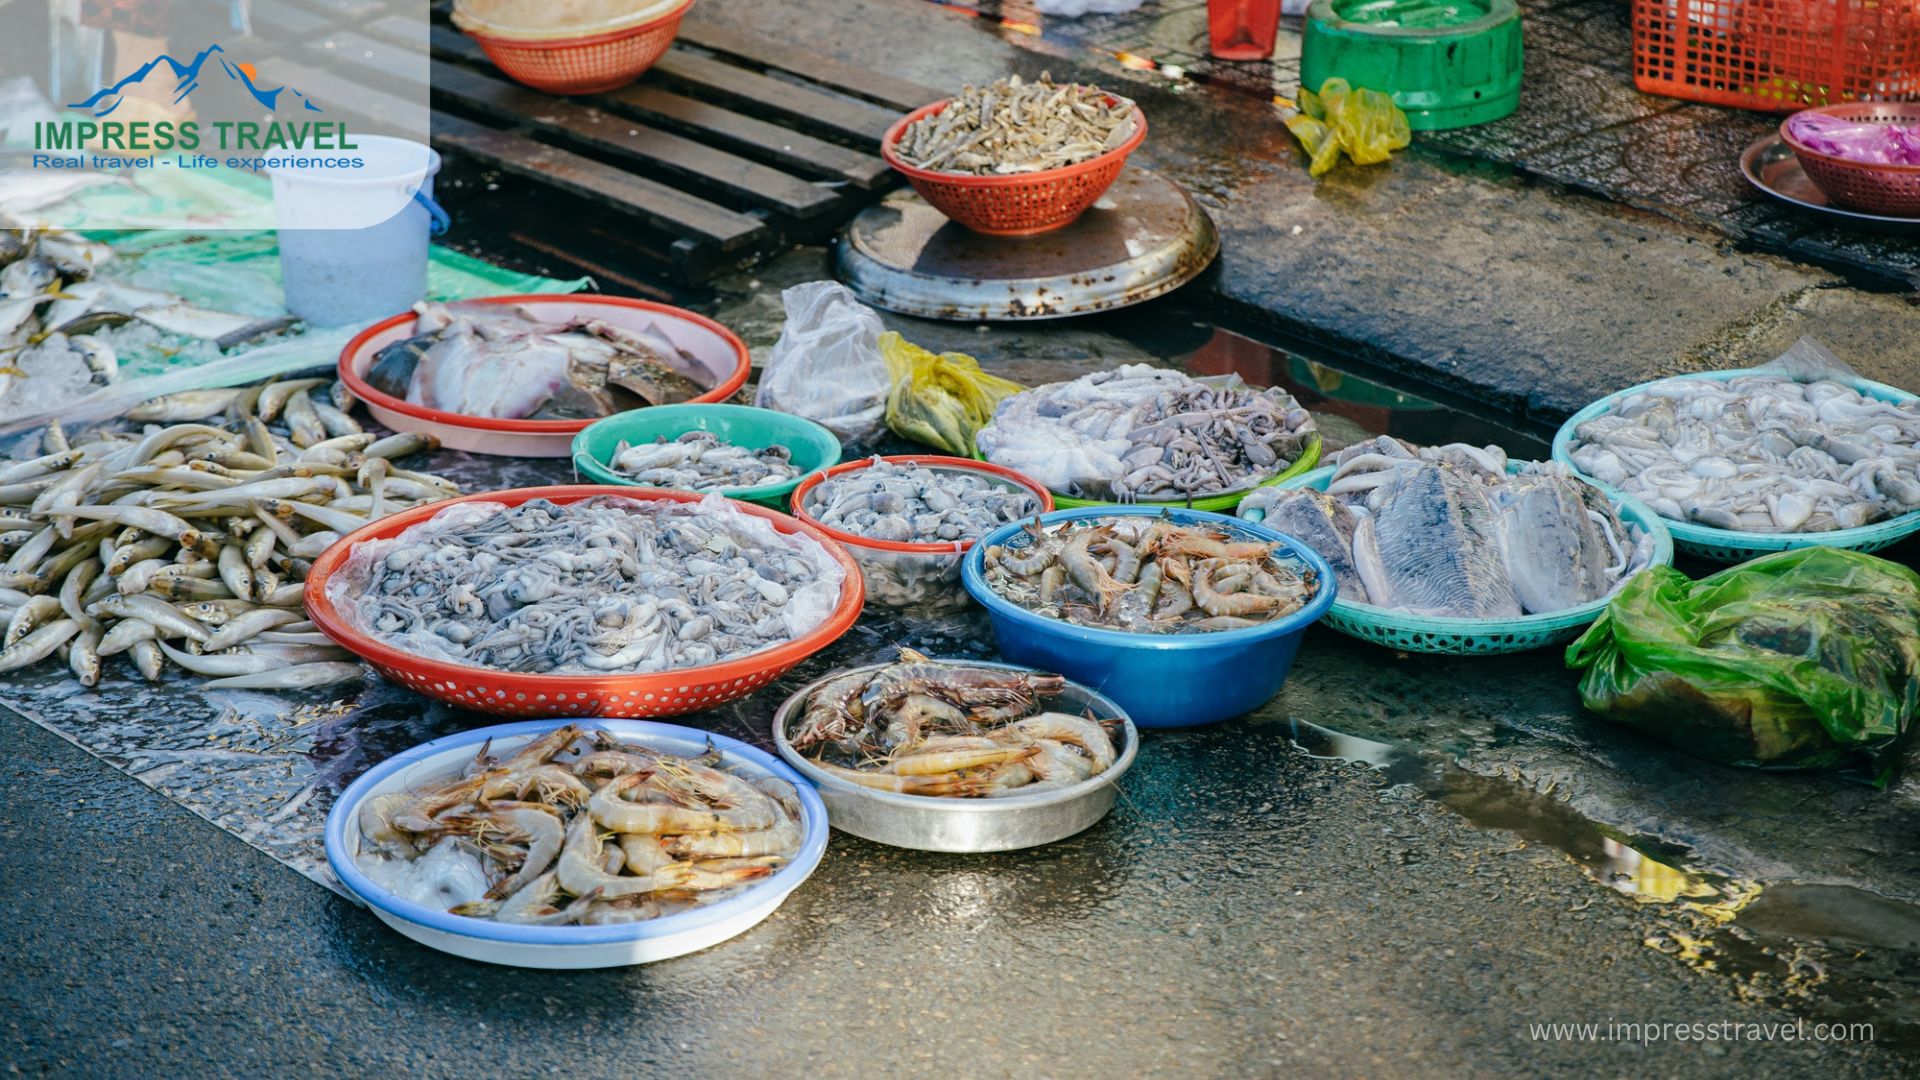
[1285,716,1920,1048]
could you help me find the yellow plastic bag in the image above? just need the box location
[1286,78,1412,177]
[879,332,1025,456]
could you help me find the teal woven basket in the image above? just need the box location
[1249,463,1676,655]
[1552,370,1920,563]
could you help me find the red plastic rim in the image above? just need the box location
[1780,103,1920,174]
[788,454,1054,554]
[880,96,1148,187]
[459,0,691,49]
[304,485,865,691]
[337,295,752,436]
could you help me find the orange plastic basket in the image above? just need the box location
[1780,102,1920,214]
[306,486,865,719]
[880,98,1147,236]
[460,0,691,95]
[1631,0,1920,111]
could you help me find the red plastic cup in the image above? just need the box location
[1207,0,1281,61]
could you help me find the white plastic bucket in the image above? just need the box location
[270,136,449,328]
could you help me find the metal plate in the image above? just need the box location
[833,166,1219,321]
[1740,134,1920,236]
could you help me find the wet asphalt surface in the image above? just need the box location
[2,685,1906,1079]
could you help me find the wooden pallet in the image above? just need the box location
[245,0,938,281]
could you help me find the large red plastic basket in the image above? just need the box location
[880,98,1147,236]
[1780,101,1920,214]
[1631,0,1920,111]
[460,0,690,95]
[306,486,864,719]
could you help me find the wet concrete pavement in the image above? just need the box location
[685,0,1920,428]
[3,654,1909,1077]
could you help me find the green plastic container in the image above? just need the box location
[571,404,843,508]
[1300,0,1523,130]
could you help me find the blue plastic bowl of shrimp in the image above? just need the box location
[961,506,1337,728]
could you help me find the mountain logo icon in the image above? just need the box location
[66,43,321,118]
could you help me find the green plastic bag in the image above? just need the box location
[1565,548,1920,783]
[879,332,1025,456]
[1285,78,1412,177]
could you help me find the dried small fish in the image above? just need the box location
[896,73,1136,176]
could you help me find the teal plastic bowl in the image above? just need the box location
[1253,463,1674,655]
[1552,369,1920,563]
[571,404,842,507]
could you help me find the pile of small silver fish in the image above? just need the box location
[332,494,844,674]
[0,375,452,689]
[789,648,1118,798]
[805,457,1040,544]
[355,724,802,926]
[1566,373,1920,533]
[983,515,1316,633]
[894,73,1137,175]
[1242,437,1652,618]
[1,224,293,421]
[977,365,1314,501]
[608,431,800,492]
[365,301,713,421]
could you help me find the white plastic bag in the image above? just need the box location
[754,281,891,445]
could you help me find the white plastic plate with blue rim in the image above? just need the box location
[1552,369,1920,563]
[325,718,828,969]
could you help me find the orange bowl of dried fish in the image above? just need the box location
[882,93,1147,237]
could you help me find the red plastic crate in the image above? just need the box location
[1632,0,1920,111]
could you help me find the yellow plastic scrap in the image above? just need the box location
[879,331,1026,456]
[1284,78,1412,177]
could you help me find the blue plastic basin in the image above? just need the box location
[961,506,1337,728]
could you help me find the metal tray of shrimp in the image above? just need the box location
[770,660,1138,853]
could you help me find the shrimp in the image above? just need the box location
[889,737,1037,776]
[1152,531,1278,562]
[665,815,802,858]
[558,814,774,898]
[1005,712,1118,773]
[588,769,778,834]
[436,803,566,901]
[1190,558,1302,618]
[883,693,968,748]
[453,872,600,925]
[810,761,997,796]
[1060,526,1133,613]
[790,668,871,749]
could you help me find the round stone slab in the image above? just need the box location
[834,166,1218,321]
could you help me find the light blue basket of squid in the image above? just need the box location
[1247,464,1675,656]
[1551,370,1920,564]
